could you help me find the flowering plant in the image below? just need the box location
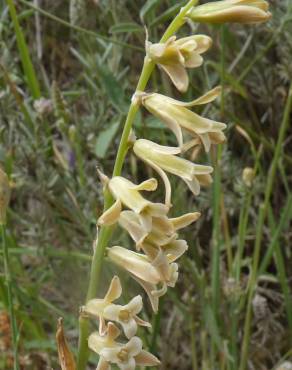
[52,1,271,369]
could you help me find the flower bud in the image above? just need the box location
[187,0,271,24]
[242,167,255,187]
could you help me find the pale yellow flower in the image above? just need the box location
[187,0,271,24]
[89,323,160,370]
[103,295,151,339]
[98,176,168,231]
[82,276,150,338]
[81,276,122,335]
[140,88,226,151]
[133,139,213,205]
[108,246,179,312]
[147,35,212,92]
[119,210,200,252]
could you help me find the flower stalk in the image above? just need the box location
[77,1,199,368]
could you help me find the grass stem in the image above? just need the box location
[6,0,41,99]
[1,224,19,370]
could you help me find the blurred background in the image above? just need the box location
[0,0,291,369]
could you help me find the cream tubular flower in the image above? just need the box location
[133,139,213,205]
[147,35,212,92]
[82,276,150,338]
[108,246,179,312]
[187,0,271,24]
[98,176,168,231]
[89,323,160,370]
[140,88,226,151]
[81,276,122,335]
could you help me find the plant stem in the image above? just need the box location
[238,204,265,370]
[76,1,198,369]
[260,82,292,223]
[1,225,19,370]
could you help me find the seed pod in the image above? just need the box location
[0,168,11,225]
[56,318,76,370]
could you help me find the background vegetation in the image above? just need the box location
[0,0,292,369]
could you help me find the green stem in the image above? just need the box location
[76,1,198,369]
[260,82,292,223]
[1,225,19,370]
[238,204,265,370]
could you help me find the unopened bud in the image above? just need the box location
[69,125,77,143]
[0,168,11,225]
[242,167,255,187]
[187,0,271,24]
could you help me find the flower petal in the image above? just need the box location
[135,350,161,367]
[134,315,152,328]
[96,357,111,370]
[107,322,121,340]
[130,178,158,192]
[199,133,211,152]
[119,211,147,248]
[160,63,189,93]
[82,299,106,319]
[121,319,138,339]
[99,317,107,336]
[100,347,120,364]
[104,276,122,303]
[103,304,120,321]
[170,212,201,230]
[142,158,172,207]
[118,357,136,370]
[124,295,143,315]
[131,275,159,313]
[108,247,161,285]
[183,177,200,196]
[98,199,122,226]
[125,337,143,357]
[88,332,113,355]
[163,239,188,262]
